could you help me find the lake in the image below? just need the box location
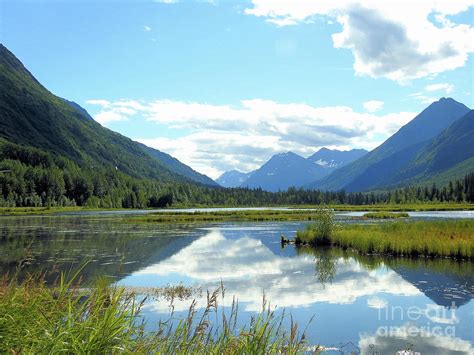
[1,211,473,354]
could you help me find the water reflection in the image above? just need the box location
[0,217,472,351]
[126,225,473,351]
[128,230,423,312]
[298,247,474,308]
[359,326,474,354]
[0,216,206,282]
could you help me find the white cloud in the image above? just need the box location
[244,1,474,83]
[86,99,111,107]
[143,25,152,32]
[425,83,455,94]
[138,132,282,178]
[94,109,132,125]
[363,100,384,113]
[87,99,141,125]
[409,82,455,104]
[87,98,415,178]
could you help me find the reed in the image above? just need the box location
[0,268,310,354]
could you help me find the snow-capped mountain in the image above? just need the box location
[216,170,254,188]
[216,148,368,191]
[307,148,368,169]
[240,152,328,192]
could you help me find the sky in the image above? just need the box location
[1,0,473,178]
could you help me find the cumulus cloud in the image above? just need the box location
[363,100,384,113]
[244,0,474,82]
[87,98,415,178]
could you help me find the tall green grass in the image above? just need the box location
[297,219,474,259]
[0,269,309,353]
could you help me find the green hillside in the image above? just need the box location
[343,110,474,191]
[0,44,216,186]
[412,110,474,173]
[138,143,216,186]
[310,98,472,192]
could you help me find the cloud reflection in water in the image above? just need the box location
[130,229,421,312]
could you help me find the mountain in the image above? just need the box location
[347,108,474,192]
[138,143,217,186]
[217,148,368,191]
[218,148,367,191]
[371,109,474,189]
[390,263,473,308]
[242,152,328,192]
[61,99,94,120]
[0,44,216,186]
[309,98,472,191]
[307,148,368,169]
[216,170,254,188]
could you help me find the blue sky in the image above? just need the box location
[2,0,473,178]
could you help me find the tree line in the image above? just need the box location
[1,141,473,208]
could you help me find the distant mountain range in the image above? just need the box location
[217,97,473,193]
[308,98,473,192]
[241,152,328,192]
[216,170,254,188]
[0,44,217,187]
[2,43,472,195]
[216,148,367,191]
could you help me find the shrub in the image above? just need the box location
[297,208,336,245]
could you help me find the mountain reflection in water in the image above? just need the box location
[0,217,472,353]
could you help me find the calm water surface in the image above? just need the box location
[1,212,473,354]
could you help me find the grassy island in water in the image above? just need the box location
[296,214,474,259]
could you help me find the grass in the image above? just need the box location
[0,268,310,354]
[362,212,409,219]
[1,202,473,216]
[127,209,326,223]
[0,206,119,216]
[296,219,474,259]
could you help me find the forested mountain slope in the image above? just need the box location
[309,98,472,191]
[0,44,216,186]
